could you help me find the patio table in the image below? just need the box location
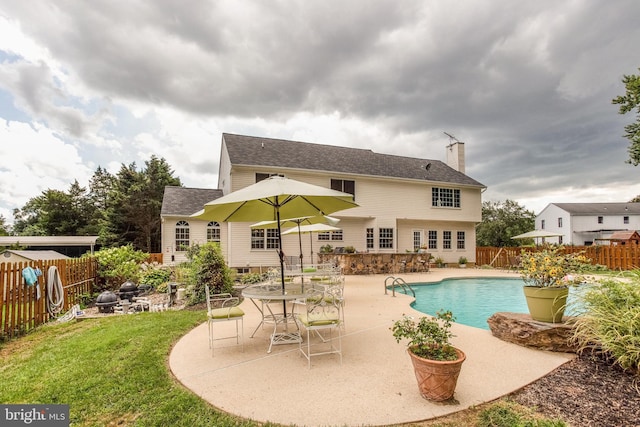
[242,283,313,353]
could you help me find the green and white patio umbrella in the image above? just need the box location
[512,230,562,245]
[191,175,358,307]
[251,215,340,270]
[282,222,342,267]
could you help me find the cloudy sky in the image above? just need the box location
[1,1,639,224]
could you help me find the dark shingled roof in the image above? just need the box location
[552,203,640,215]
[222,133,485,188]
[161,186,223,216]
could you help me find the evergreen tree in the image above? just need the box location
[105,156,181,252]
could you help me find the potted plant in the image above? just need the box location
[519,247,589,323]
[434,256,444,268]
[391,310,466,401]
[319,244,333,254]
[458,256,468,268]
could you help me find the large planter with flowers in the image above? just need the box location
[519,247,589,323]
[392,310,465,401]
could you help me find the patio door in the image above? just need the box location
[413,230,422,251]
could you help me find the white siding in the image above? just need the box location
[162,149,483,269]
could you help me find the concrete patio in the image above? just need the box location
[169,268,574,427]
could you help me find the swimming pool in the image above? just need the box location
[402,277,580,330]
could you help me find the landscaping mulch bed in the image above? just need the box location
[510,354,640,427]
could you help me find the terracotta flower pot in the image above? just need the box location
[407,347,466,401]
[523,286,569,323]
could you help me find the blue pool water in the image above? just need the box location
[403,277,581,330]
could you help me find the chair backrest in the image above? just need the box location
[205,284,212,312]
[305,288,341,326]
[205,285,238,311]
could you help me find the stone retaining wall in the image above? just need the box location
[317,253,439,275]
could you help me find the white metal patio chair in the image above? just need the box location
[296,287,342,368]
[205,285,245,356]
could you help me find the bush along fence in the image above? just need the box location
[0,257,98,340]
[477,244,640,271]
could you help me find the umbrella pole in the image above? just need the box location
[297,222,304,272]
[309,232,313,265]
[275,205,287,314]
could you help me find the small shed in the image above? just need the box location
[1,250,70,263]
[609,230,640,246]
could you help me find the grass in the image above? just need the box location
[0,310,276,426]
[0,309,567,427]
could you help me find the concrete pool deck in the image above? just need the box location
[169,268,574,426]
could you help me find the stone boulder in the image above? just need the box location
[487,312,577,353]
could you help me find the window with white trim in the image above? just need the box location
[318,230,343,241]
[207,221,221,242]
[428,230,437,250]
[251,228,281,250]
[251,229,265,249]
[432,188,460,208]
[366,228,374,249]
[331,179,355,199]
[266,228,280,249]
[379,228,394,249]
[443,231,452,249]
[457,231,465,249]
[175,220,190,251]
[624,216,629,224]
[558,218,562,228]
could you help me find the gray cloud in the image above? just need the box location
[1,0,639,215]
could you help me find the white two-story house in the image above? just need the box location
[161,133,486,270]
[536,202,640,245]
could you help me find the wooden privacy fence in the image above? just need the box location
[477,245,640,271]
[0,257,98,340]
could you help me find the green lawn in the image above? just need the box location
[0,308,565,427]
[0,310,277,426]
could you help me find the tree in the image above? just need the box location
[104,156,181,252]
[476,200,535,247]
[11,155,180,253]
[0,215,10,235]
[612,68,640,165]
[12,181,95,236]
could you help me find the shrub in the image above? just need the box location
[184,242,233,305]
[572,276,640,374]
[240,272,265,284]
[91,245,149,290]
[139,263,172,289]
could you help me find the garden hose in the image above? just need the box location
[47,266,65,315]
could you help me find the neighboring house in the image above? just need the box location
[536,203,640,245]
[2,250,70,263]
[161,133,486,270]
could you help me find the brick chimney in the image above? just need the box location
[446,141,465,174]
